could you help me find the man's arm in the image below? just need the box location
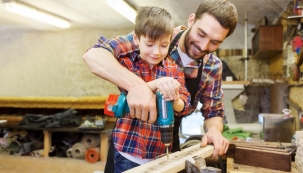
[83,48,157,123]
[199,55,229,157]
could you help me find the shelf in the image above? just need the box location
[252,25,283,59]
[0,96,107,109]
[287,15,303,19]
[0,97,114,165]
[0,121,114,161]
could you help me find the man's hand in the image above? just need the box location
[200,117,229,157]
[127,83,157,123]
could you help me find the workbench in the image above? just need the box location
[221,81,250,124]
[227,158,299,173]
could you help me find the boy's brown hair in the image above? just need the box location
[135,6,174,41]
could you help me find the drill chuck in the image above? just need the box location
[159,125,174,144]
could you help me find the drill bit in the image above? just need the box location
[165,144,170,161]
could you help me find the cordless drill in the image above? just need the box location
[104,92,174,160]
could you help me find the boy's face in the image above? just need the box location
[185,13,229,60]
[136,34,171,68]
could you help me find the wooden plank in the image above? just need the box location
[0,96,107,109]
[100,133,109,162]
[230,141,292,147]
[222,81,250,85]
[0,154,105,173]
[235,146,293,153]
[124,144,214,173]
[234,147,292,172]
[227,158,299,173]
[43,130,51,158]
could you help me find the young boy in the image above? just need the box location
[105,6,191,172]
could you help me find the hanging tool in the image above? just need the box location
[104,91,174,161]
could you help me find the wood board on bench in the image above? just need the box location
[124,144,214,173]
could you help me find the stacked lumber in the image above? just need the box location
[295,131,303,172]
[228,141,295,172]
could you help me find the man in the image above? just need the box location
[83,0,238,172]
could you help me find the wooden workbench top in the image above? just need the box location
[222,81,250,85]
[227,158,299,173]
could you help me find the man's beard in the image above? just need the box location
[184,27,209,60]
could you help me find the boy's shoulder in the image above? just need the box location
[162,57,180,69]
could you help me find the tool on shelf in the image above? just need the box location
[78,115,106,131]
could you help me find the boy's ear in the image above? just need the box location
[133,34,139,44]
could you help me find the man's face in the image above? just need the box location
[137,35,171,68]
[184,13,229,60]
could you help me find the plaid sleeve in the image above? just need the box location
[200,58,224,119]
[174,68,191,116]
[91,32,139,59]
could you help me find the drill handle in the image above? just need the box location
[113,93,130,118]
[156,92,174,126]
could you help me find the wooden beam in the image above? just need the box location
[0,96,107,109]
[234,147,292,172]
[124,144,214,173]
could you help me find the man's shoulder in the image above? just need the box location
[113,32,135,42]
[208,53,222,63]
[204,53,223,71]
[173,25,187,38]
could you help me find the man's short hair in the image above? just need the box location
[135,6,174,41]
[195,0,238,37]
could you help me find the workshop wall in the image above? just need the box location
[0,24,262,97]
[220,56,270,81]
[0,28,132,97]
[219,23,270,81]
[269,3,303,130]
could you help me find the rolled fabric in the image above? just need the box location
[55,145,69,157]
[6,130,27,138]
[0,146,9,155]
[30,151,36,157]
[0,137,9,148]
[66,148,73,158]
[49,146,55,153]
[7,141,20,153]
[71,142,86,159]
[31,149,44,157]
[29,131,44,150]
[81,134,100,149]
[28,131,43,142]
[85,148,100,163]
[20,142,34,154]
[62,133,82,148]
[32,141,44,151]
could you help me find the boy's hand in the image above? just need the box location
[127,83,157,123]
[155,77,180,101]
